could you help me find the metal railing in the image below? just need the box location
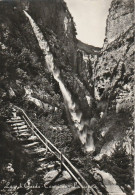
[13,105,97,195]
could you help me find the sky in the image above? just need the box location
[65,0,112,47]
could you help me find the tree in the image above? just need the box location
[99,142,133,195]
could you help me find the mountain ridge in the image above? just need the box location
[77,39,101,55]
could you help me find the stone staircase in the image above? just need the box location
[6,107,97,195]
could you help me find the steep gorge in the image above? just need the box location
[93,0,134,157]
[0,0,134,194]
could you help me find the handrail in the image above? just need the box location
[13,105,97,195]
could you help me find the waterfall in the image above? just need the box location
[24,10,95,152]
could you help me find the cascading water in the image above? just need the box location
[24,10,95,152]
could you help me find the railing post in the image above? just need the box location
[86,186,90,195]
[60,152,63,171]
[82,186,90,195]
[82,187,85,195]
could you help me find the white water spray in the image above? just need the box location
[24,10,95,152]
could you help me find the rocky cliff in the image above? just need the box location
[91,1,134,193]
[0,0,95,123]
[0,0,74,119]
[104,0,133,45]
[94,0,134,112]
[91,0,134,155]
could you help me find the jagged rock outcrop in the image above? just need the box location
[94,0,134,114]
[104,0,134,45]
[91,2,134,193]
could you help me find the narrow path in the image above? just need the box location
[6,107,98,195]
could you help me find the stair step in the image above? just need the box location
[27,147,47,155]
[24,142,39,148]
[13,129,29,133]
[38,163,49,170]
[17,132,31,137]
[39,163,55,171]
[36,167,49,172]
[7,120,23,123]
[13,125,28,130]
[36,167,45,172]
[10,117,21,120]
[37,158,47,162]
[28,136,37,141]
[18,129,29,132]
[34,148,47,153]
[36,156,56,164]
[12,127,18,130]
[36,162,60,173]
[47,164,55,169]
[11,122,25,126]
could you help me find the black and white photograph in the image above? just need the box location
[0,0,134,194]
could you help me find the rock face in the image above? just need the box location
[94,0,134,113]
[104,0,134,45]
[0,0,95,121]
[0,0,77,118]
[92,4,134,193]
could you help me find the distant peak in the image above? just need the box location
[77,40,101,55]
